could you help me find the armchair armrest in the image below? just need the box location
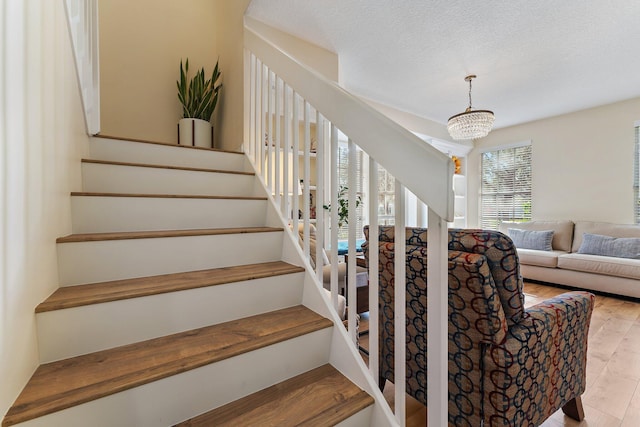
[482,291,594,425]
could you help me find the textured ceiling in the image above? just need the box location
[246,0,640,130]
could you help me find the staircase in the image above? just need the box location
[2,136,376,426]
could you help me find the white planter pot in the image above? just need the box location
[178,118,213,148]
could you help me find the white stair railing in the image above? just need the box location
[64,0,100,135]
[244,20,453,426]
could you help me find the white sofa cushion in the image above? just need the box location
[499,220,574,252]
[517,249,566,268]
[508,229,554,251]
[322,289,346,320]
[578,233,640,259]
[557,253,640,280]
[297,223,330,269]
[572,221,640,253]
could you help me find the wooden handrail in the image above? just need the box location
[244,19,454,221]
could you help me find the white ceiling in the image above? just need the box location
[246,0,640,130]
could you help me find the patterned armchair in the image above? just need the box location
[362,226,595,426]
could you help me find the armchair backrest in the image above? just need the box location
[363,226,525,325]
[448,228,525,325]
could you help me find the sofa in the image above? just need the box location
[498,220,640,299]
[295,224,362,341]
[296,223,367,293]
[362,226,594,426]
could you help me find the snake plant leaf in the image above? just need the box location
[177,58,222,121]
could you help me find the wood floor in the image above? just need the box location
[358,281,640,426]
[527,282,640,427]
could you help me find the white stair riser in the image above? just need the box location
[37,273,305,362]
[57,232,283,286]
[71,196,268,233]
[335,407,373,427]
[89,137,251,172]
[16,329,332,427]
[36,273,303,363]
[81,162,262,197]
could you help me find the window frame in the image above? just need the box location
[336,140,365,240]
[479,141,533,230]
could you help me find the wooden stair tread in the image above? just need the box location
[36,261,305,313]
[56,226,283,243]
[70,192,268,200]
[175,364,373,426]
[2,306,333,427]
[82,158,254,176]
[94,134,244,155]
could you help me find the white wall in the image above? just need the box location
[365,97,452,143]
[99,0,219,144]
[467,97,640,227]
[98,1,343,151]
[215,0,253,151]
[244,17,339,82]
[98,0,260,151]
[0,0,90,418]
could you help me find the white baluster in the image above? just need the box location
[248,53,256,161]
[347,138,357,344]
[315,112,325,284]
[428,208,448,427]
[292,91,300,234]
[283,83,291,220]
[394,181,406,426]
[330,125,340,313]
[302,101,311,262]
[274,76,282,206]
[266,70,274,192]
[260,62,268,181]
[368,158,380,385]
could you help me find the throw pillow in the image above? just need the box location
[577,233,640,259]
[507,228,554,251]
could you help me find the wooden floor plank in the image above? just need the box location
[36,261,304,313]
[174,364,373,427]
[2,306,332,427]
[56,226,283,243]
[515,282,640,427]
[82,158,254,176]
[70,192,268,200]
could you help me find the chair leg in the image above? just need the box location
[562,396,585,421]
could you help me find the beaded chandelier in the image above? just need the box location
[447,75,494,140]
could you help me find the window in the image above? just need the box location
[635,125,640,223]
[377,167,395,226]
[480,143,532,229]
[336,142,364,239]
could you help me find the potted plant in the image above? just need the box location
[323,185,362,228]
[177,58,222,148]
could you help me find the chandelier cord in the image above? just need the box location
[468,78,473,109]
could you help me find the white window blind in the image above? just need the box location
[635,126,639,224]
[480,144,532,229]
[337,142,364,239]
[377,167,396,226]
